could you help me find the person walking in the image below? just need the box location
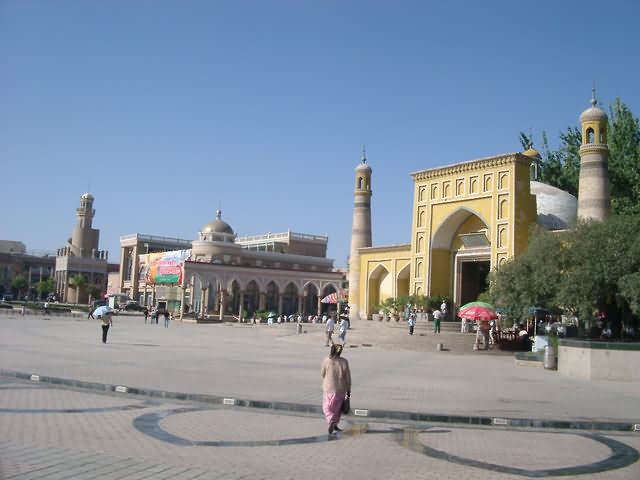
[433,308,442,334]
[164,309,170,328]
[325,312,336,346]
[321,343,351,435]
[337,315,348,346]
[440,300,448,321]
[98,312,113,343]
[408,311,416,335]
[143,307,149,324]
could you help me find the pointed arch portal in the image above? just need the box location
[430,207,492,309]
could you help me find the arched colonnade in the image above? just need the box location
[180,265,341,321]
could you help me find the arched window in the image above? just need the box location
[587,128,594,144]
[357,177,362,189]
[599,130,605,143]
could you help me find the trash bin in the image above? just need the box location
[544,345,556,370]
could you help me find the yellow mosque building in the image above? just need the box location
[349,93,607,320]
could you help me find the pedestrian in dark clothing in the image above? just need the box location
[99,313,113,343]
[144,308,149,324]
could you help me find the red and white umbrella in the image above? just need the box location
[458,305,498,321]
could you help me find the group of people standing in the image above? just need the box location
[144,307,171,328]
[407,301,447,335]
[325,311,349,346]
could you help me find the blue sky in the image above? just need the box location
[2,1,639,266]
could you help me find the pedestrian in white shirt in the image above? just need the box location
[338,316,349,346]
[325,313,336,346]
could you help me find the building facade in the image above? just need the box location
[353,95,605,320]
[120,210,344,321]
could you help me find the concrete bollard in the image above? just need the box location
[436,343,444,351]
[296,323,302,335]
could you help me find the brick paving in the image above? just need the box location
[1,378,639,479]
[1,313,640,478]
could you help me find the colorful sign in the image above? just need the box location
[145,250,191,284]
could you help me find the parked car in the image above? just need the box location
[124,301,145,312]
[92,299,107,309]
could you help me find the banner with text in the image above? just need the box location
[145,249,191,284]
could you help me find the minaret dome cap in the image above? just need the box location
[579,87,607,123]
[522,148,542,160]
[579,106,607,123]
[202,209,234,234]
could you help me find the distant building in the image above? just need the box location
[0,247,55,298]
[55,193,109,303]
[0,240,26,255]
[119,210,344,320]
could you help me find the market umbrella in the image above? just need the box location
[459,301,495,311]
[321,293,338,304]
[458,305,498,321]
[267,312,276,318]
[92,305,114,317]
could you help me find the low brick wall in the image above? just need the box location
[558,339,640,381]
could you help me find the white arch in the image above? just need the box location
[302,280,321,292]
[431,206,491,249]
[320,282,341,295]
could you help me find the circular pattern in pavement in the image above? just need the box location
[133,407,346,446]
[134,408,639,476]
[395,427,639,477]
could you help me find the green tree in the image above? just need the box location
[489,215,640,333]
[35,277,56,299]
[70,274,87,304]
[519,132,533,150]
[11,274,28,299]
[607,98,640,215]
[87,284,102,303]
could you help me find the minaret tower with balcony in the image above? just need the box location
[72,193,99,256]
[577,87,610,221]
[348,148,372,322]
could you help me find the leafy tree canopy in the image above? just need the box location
[11,274,27,292]
[35,277,56,298]
[489,215,640,330]
[70,274,87,288]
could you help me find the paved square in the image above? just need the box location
[1,313,639,478]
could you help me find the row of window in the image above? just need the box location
[417,171,510,203]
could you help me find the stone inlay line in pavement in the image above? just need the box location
[395,428,640,477]
[3,369,638,432]
[0,402,151,414]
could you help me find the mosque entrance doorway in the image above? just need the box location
[454,254,491,309]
